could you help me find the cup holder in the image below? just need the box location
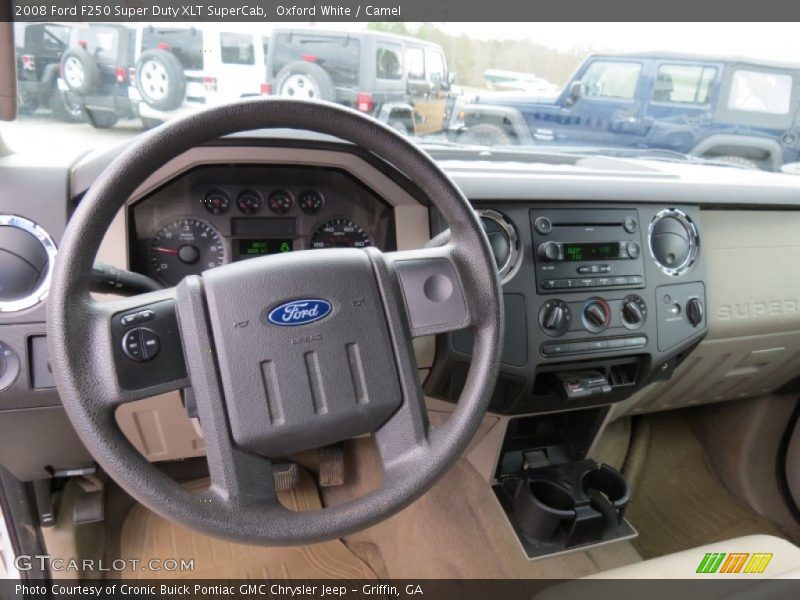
[509,459,631,546]
[513,479,576,541]
[581,465,630,524]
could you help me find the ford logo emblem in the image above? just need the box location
[267,299,332,326]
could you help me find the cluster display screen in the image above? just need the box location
[235,238,294,260]
[564,242,620,262]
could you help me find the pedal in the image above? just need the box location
[273,463,300,492]
[319,444,345,487]
[73,489,105,525]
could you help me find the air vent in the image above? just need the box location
[0,215,57,312]
[648,209,699,276]
[478,209,521,284]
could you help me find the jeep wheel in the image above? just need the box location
[17,94,38,115]
[136,49,186,112]
[49,91,85,123]
[60,47,100,96]
[713,155,760,170]
[275,61,335,102]
[85,109,119,129]
[458,123,515,146]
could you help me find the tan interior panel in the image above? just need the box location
[619,210,800,415]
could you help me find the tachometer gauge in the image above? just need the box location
[148,217,227,286]
[310,218,373,249]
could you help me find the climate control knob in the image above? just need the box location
[539,299,571,337]
[621,295,647,330]
[582,298,611,333]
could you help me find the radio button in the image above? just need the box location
[629,275,644,285]
[600,264,611,273]
[541,279,557,290]
[534,216,553,235]
[623,217,638,233]
[627,242,641,259]
[596,277,612,287]
[588,340,608,351]
[577,266,591,274]
[606,338,627,349]
[612,276,629,286]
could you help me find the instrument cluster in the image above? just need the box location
[129,165,395,287]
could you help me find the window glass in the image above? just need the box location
[581,61,641,99]
[653,64,717,104]
[425,49,446,84]
[70,26,119,64]
[220,32,255,65]
[272,33,361,86]
[407,47,425,80]
[141,27,204,70]
[376,43,402,80]
[728,69,793,114]
[262,36,270,61]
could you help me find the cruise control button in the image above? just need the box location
[122,329,145,362]
[138,309,156,323]
[120,314,138,327]
[140,328,161,360]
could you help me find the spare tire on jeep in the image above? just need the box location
[136,49,186,112]
[60,47,100,96]
[274,61,335,102]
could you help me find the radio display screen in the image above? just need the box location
[564,242,619,261]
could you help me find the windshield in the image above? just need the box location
[7,21,800,172]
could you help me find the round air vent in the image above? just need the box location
[0,215,57,312]
[478,209,521,284]
[648,209,699,276]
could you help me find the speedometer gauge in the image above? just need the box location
[310,218,373,249]
[148,217,227,286]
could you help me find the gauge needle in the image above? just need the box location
[152,247,179,255]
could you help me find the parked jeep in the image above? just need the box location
[59,24,137,129]
[460,52,800,170]
[15,22,84,122]
[265,28,457,136]
[129,24,270,129]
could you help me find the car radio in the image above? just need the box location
[531,208,645,293]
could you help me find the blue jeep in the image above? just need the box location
[460,52,800,170]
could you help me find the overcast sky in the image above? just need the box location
[313,22,800,62]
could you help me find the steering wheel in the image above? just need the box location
[47,99,503,545]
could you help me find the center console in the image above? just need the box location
[426,200,707,559]
[427,202,708,416]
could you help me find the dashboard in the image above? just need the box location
[3,135,800,484]
[128,165,396,287]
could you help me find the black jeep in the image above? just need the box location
[59,24,137,129]
[15,23,84,122]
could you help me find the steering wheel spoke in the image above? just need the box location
[88,288,189,408]
[385,244,474,337]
